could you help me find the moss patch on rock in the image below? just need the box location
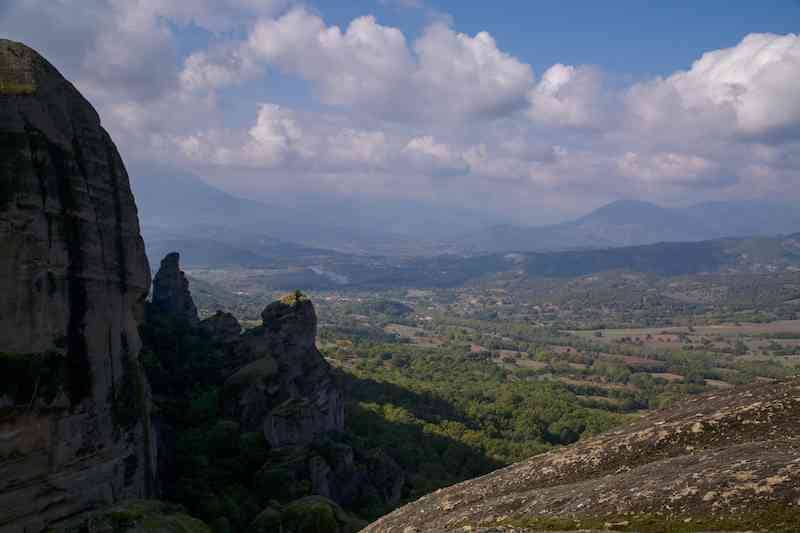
[225,357,278,389]
[280,290,310,306]
[0,81,36,95]
[251,496,366,533]
[85,500,212,533]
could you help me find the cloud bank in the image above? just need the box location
[3,2,797,221]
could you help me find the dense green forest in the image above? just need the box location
[138,304,629,530]
[332,342,625,498]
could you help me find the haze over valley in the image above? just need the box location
[1,2,800,533]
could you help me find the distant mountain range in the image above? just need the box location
[456,199,800,253]
[131,174,499,261]
[132,175,800,263]
[180,232,800,295]
[131,175,800,286]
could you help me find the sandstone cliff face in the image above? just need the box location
[152,252,198,325]
[0,40,155,531]
[223,292,344,447]
[364,378,800,532]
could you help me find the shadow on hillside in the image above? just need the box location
[333,370,504,502]
[337,371,468,422]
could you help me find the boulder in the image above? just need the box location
[199,310,241,342]
[0,39,155,531]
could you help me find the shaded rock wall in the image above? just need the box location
[223,293,344,447]
[0,40,155,532]
[152,252,198,325]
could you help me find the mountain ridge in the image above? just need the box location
[132,173,800,259]
[457,199,800,253]
[132,174,498,257]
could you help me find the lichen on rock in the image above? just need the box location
[364,378,800,532]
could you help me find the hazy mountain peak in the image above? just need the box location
[458,199,800,253]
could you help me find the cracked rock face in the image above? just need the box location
[0,40,155,532]
[223,294,344,448]
[364,379,800,532]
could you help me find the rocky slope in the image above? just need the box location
[0,40,155,531]
[365,378,800,532]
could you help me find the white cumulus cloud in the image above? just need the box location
[526,64,607,127]
[626,33,800,139]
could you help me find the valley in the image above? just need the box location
[178,255,800,522]
[140,224,800,526]
[3,16,800,532]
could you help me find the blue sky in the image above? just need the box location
[189,1,800,110]
[3,1,799,223]
[325,1,800,70]
[420,1,800,74]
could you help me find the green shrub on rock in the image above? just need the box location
[250,497,366,533]
[83,500,212,533]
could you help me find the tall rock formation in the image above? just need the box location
[365,378,800,532]
[223,291,344,447]
[0,40,155,531]
[142,284,403,525]
[152,252,198,325]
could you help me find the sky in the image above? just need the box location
[2,0,799,224]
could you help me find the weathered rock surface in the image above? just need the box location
[257,440,405,511]
[223,292,344,448]
[365,378,800,532]
[151,252,198,325]
[144,287,403,522]
[0,40,155,531]
[309,444,405,509]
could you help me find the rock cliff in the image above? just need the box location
[141,275,404,527]
[0,40,155,531]
[364,378,800,532]
[223,291,344,447]
[152,252,198,325]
